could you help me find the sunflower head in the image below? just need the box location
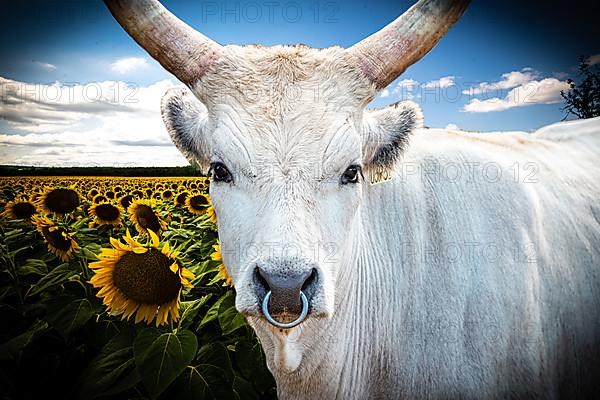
[186,193,212,215]
[93,194,108,204]
[207,206,218,224]
[33,215,80,262]
[89,202,123,226]
[87,188,99,200]
[161,189,174,201]
[118,194,134,210]
[127,199,167,236]
[37,187,80,215]
[211,243,232,287]
[1,197,37,220]
[175,191,188,207]
[89,230,195,326]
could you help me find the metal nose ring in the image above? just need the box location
[261,290,309,329]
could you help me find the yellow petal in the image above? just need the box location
[124,229,139,247]
[148,229,159,248]
[132,246,148,254]
[109,237,122,249]
[181,268,195,280]
[169,262,179,273]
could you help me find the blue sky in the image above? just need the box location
[0,0,598,166]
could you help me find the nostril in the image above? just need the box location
[301,268,317,302]
[302,268,317,289]
[254,267,269,299]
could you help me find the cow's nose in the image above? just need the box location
[255,267,317,317]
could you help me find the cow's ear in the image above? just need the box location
[362,101,423,169]
[161,86,211,171]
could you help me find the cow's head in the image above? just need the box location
[106,0,468,334]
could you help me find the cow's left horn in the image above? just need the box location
[347,0,470,90]
[104,0,222,85]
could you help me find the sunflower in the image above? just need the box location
[174,191,188,207]
[186,193,212,215]
[1,197,37,220]
[89,230,194,326]
[93,194,108,204]
[89,202,123,226]
[118,194,134,210]
[211,243,232,286]
[33,215,80,262]
[127,199,167,236]
[207,206,218,224]
[87,188,99,200]
[161,189,174,201]
[36,187,79,215]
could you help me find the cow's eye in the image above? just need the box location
[341,165,362,185]
[210,162,232,183]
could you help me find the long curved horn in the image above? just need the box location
[347,0,470,90]
[104,0,222,85]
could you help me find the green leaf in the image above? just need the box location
[46,298,94,337]
[27,263,76,297]
[0,319,49,360]
[235,337,275,393]
[233,375,260,400]
[77,245,101,261]
[178,295,211,330]
[199,294,227,329]
[218,291,246,335]
[196,342,234,382]
[75,327,140,399]
[134,328,198,399]
[17,258,48,276]
[164,364,234,400]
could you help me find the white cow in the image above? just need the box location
[105,0,600,398]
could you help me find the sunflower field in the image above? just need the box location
[0,176,276,400]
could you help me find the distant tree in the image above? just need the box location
[560,56,600,119]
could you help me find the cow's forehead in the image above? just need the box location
[209,103,361,180]
[193,44,376,112]
[194,45,370,171]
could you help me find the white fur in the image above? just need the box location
[161,44,600,399]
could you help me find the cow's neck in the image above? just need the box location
[270,211,379,399]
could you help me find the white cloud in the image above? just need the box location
[445,123,459,130]
[36,62,57,70]
[0,76,189,166]
[462,77,570,113]
[424,75,455,89]
[462,68,538,95]
[110,57,149,74]
[391,78,420,99]
[587,54,600,66]
[380,88,390,98]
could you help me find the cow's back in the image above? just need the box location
[360,116,600,398]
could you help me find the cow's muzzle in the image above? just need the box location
[255,266,317,329]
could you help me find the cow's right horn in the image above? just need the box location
[347,0,470,90]
[104,0,222,85]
